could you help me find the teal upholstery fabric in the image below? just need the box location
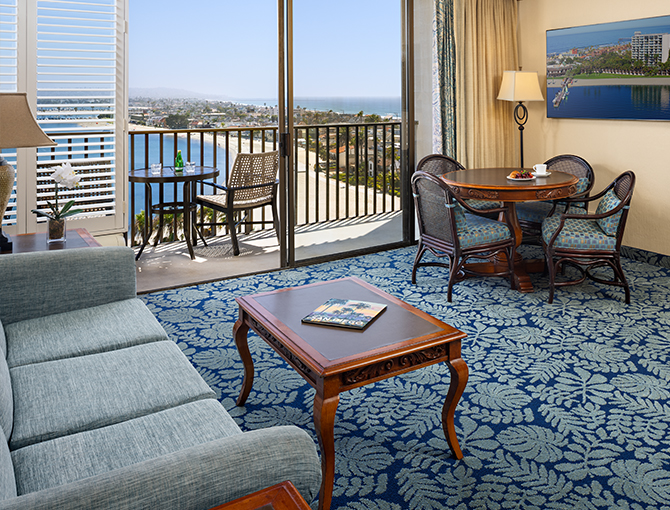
[575,177,590,194]
[459,214,512,249]
[11,399,240,495]
[9,341,215,450]
[0,247,137,326]
[1,426,321,510]
[0,438,16,501]
[542,216,616,250]
[6,299,168,368]
[464,199,503,211]
[0,355,11,441]
[516,201,555,224]
[453,204,467,232]
[595,188,623,236]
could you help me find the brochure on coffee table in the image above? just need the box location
[301,298,387,330]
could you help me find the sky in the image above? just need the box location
[129,0,401,100]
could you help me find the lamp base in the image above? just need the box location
[0,231,12,254]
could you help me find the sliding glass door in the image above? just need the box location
[276,0,414,268]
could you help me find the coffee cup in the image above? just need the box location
[533,164,548,175]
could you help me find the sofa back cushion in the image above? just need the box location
[0,430,16,500]
[0,343,12,441]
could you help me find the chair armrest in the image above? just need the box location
[0,247,137,325]
[197,180,228,192]
[452,194,508,216]
[0,426,321,510]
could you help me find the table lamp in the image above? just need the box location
[0,93,57,253]
[497,71,544,168]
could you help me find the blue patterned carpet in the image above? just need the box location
[141,245,670,510]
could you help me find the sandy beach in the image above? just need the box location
[548,77,670,87]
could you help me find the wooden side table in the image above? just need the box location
[208,481,311,510]
[9,228,101,254]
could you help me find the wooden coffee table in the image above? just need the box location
[234,277,468,510]
[208,481,310,510]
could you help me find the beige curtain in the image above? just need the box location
[455,0,518,168]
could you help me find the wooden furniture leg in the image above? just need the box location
[313,391,339,510]
[442,341,468,459]
[234,317,253,406]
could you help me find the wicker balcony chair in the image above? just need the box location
[411,170,516,302]
[517,154,595,240]
[416,154,502,213]
[541,170,635,304]
[195,151,279,256]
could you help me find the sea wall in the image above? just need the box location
[518,0,670,256]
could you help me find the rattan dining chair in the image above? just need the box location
[195,151,279,256]
[517,154,595,240]
[411,170,516,302]
[416,154,502,213]
[541,170,635,304]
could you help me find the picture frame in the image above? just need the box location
[546,15,670,121]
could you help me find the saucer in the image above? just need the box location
[532,171,551,177]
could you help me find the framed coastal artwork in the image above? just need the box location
[546,15,670,121]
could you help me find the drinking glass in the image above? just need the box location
[150,163,162,175]
[185,162,196,173]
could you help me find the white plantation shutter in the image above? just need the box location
[3,0,127,236]
[0,0,18,227]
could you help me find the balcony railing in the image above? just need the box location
[128,121,402,247]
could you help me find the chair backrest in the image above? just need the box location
[411,170,459,246]
[228,151,279,205]
[544,154,594,196]
[593,170,635,241]
[416,154,464,177]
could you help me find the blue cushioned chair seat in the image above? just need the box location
[460,213,512,249]
[5,299,169,369]
[464,199,502,210]
[516,201,556,224]
[11,399,240,496]
[542,215,616,250]
[9,341,215,450]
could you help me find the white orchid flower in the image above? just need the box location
[51,162,81,189]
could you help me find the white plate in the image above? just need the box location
[532,171,551,177]
[507,174,536,181]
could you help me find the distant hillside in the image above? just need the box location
[129,87,231,100]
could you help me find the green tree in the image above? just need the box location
[165,114,189,129]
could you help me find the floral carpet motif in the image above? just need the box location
[141,246,670,510]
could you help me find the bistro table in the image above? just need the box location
[129,165,219,260]
[441,168,578,292]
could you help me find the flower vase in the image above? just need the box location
[48,218,66,244]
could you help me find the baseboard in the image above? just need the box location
[621,245,670,269]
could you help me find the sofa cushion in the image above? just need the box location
[0,354,11,441]
[0,436,16,500]
[9,341,215,450]
[5,299,169,368]
[11,399,240,495]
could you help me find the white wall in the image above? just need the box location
[518,0,670,255]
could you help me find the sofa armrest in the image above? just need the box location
[0,426,321,510]
[0,247,137,325]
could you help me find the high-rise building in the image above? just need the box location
[631,31,670,65]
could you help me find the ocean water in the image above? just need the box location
[237,96,402,117]
[547,19,670,54]
[547,84,670,120]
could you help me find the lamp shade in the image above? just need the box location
[497,71,544,102]
[0,93,56,150]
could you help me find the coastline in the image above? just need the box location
[548,77,670,87]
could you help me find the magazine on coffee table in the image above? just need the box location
[301,298,387,330]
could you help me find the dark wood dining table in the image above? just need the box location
[129,165,219,260]
[441,168,579,292]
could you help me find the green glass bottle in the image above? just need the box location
[175,150,184,172]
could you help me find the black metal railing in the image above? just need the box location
[127,122,401,246]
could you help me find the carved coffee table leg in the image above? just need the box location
[442,343,469,459]
[233,317,253,406]
[314,391,339,510]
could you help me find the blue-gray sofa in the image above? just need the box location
[0,246,321,509]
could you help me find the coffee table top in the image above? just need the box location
[236,277,466,375]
